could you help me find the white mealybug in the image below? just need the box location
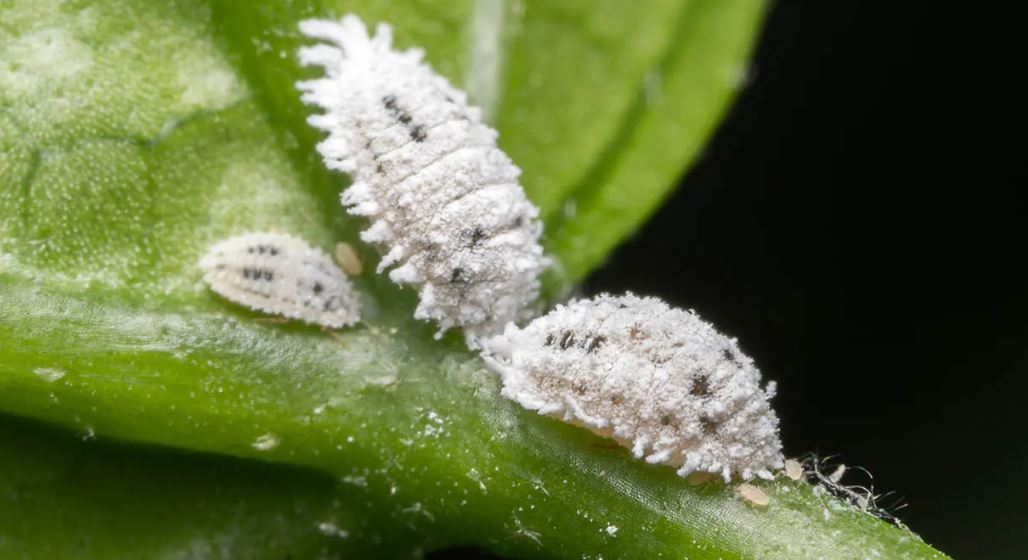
[296,14,548,346]
[736,483,771,509]
[199,232,361,329]
[784,458,804,481]
[483,293,784,482]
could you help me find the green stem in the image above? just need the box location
[0,414,410,558]
[0,281,949,559]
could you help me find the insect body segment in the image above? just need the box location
[297,15,548,346]
[199,232,360,329]
[483,293,784,482]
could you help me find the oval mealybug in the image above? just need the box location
[784,458,804,481]
[483,293,784,481]
[736,483,770,508]
[199,232,360,328]
[296,14,548,346]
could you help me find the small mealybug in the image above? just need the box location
[483,293,784,482]
[296,14,548,347]
[199,232,360,328]
[736,483,770,508]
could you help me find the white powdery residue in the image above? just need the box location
[251,432,280,451]
[341,475,368,487]
[199,232,360,328]
[605,525,618,537]
[296,14,548,347]
[0,27,94,99]
[174,42,247,110]
[483,293,784,482]
[208,161,299,229]
[32,367,66,383]
[642,69,663,106]
[317,521,350,539]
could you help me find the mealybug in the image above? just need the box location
[296,14,548,346]
[483,293,784,481]
[784,458,804,481]
[736,483,770,508]
[199,232,360,328]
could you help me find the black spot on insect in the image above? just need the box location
[242,267,269,279]
[398,112,412,124]
[721,348,733,362]
[244,268,273,281]
[269,246,279,256]
[691,375,710,397]
[450,267,467,284]
[462,226,487,248]
[247,246,255,254]
[586,335,607,353]
[410,125,426,142]
[651,353,673,365]
[544,333,555,346]
[323,296,338,311]
[376,162,385,174]
[417,241,442,262]
[661,414,675,427]
[382,94,397,110]
[559,331,575,350]
[627,324,645,341]
[700,417,719,434]
[312,282,324,295]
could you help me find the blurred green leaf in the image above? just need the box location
[0,0,949,558]
[0,414,413,558]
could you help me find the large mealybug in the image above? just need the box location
[297,15,547,347]
[483,293,783,481]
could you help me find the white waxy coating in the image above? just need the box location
[296,15,547,346]
[483,293,784,481]
[199,232,360,328]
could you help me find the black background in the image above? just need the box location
[438,2,1026,559]
[587,2,1027,559]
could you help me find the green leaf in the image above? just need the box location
[0,413,413,558]
[0,0,949,558]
